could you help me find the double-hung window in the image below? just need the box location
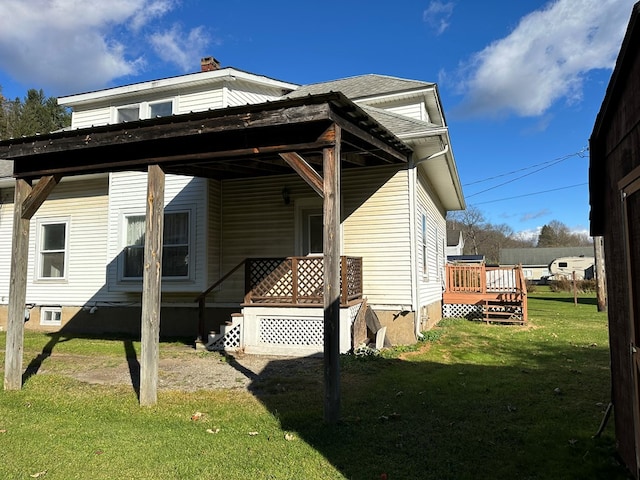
[37,219,69,280]
[115,99,174,123]
[123,211,190,279]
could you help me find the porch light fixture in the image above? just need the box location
[281,187,290,205]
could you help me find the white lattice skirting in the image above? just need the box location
[242,305,356,356]
[443,304,483,319]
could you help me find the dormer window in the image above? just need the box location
[117,105,140,122]
[114,99,174,123]
[149,100,172,118]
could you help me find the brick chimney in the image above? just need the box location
[200,56,220,72]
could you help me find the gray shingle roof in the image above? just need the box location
[286,74,434,100]
[500,247,594,266]
[361,105,440,136]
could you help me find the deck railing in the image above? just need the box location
[445,263,528,295]
[244,256,363,306]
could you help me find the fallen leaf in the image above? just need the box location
[191,412,203,421]
[284,433,296,441]
[30,471,47,478]
[206,428,220,434]
[94,450,104,455]
[0,429,6,433]
[248,431,259,436]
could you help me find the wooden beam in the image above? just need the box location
[21,175,61,219]
[323,125,341,424]
[140,165,165,406]
[279,152,324,198]
[329,110,410,164]
[4,179,33,390]
[594,236,607,312]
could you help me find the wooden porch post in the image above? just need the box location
[4,179,32,390]
[323,125,341,424]
[140,165,165,406]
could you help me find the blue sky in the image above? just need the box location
[0,0,636,239]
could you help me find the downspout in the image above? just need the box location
[408,165,419,338]
[414,144,449,166]
[409,142,449,338]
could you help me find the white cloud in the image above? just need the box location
[456,0,635,118]
[0,0,209,95]
[149,25,210,72]
[423,1,455,36]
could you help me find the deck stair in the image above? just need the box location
[206,313,243,351]
[443,264,528,324]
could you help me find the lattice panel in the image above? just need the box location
[208,324,242,351]
[249,259,293,298]
[345,257,363,298]
[443,304,483,319]
[297,258,323,298]
[259,317,324,346]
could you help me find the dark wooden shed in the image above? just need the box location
[590,2,640,476]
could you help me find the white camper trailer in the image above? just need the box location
[548,256,595,280]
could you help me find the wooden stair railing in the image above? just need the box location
[194,259,246,344]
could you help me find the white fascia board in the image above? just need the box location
[59,68,299,107]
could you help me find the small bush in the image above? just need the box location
[525,280,537,293]
[549,277,597,293]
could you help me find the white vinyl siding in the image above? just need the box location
[416,170,447,308]
[177,89,224,113]
[107,172,207,293]
[343,165,412,307]
[225,81,286,106]
[384,103,428,122]
[70,106,112,129]
[0,178,110,306]
[216,175,298,303]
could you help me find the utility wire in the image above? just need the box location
[464,147,588,199]
[473,182,587,205]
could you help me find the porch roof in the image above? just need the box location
[0,92,411,181]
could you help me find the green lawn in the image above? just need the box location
[0,290,631,479]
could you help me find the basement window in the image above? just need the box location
[40,307,62,326]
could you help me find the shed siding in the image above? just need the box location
[0,187,16,304]
[416,170,447,310]
[343,165,413,307]
[106,172,208,295]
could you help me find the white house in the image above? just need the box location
[0,58,465,356]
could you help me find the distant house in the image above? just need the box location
[0,60,465,359]
[590,2,640,477]
[499,247,594,282]
[446,229,464,257]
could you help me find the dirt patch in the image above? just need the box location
[33,346,323,392]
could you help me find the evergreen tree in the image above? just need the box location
[0,87,70,139]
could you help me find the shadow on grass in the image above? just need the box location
[229,336,629,480]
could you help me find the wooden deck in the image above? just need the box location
[443,264,528,324]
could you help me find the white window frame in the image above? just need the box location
[40,307,62,326]
[113,98,175,123]
[35,217,70,282]
[421,213,429,281]
[119,209,193,282]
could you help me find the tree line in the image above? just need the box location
[1,87,70,140]
[447,206,592,264]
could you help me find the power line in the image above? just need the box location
[463,147,588,199]
[473,182,587,205]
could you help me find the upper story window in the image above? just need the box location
[114,99,174,123]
